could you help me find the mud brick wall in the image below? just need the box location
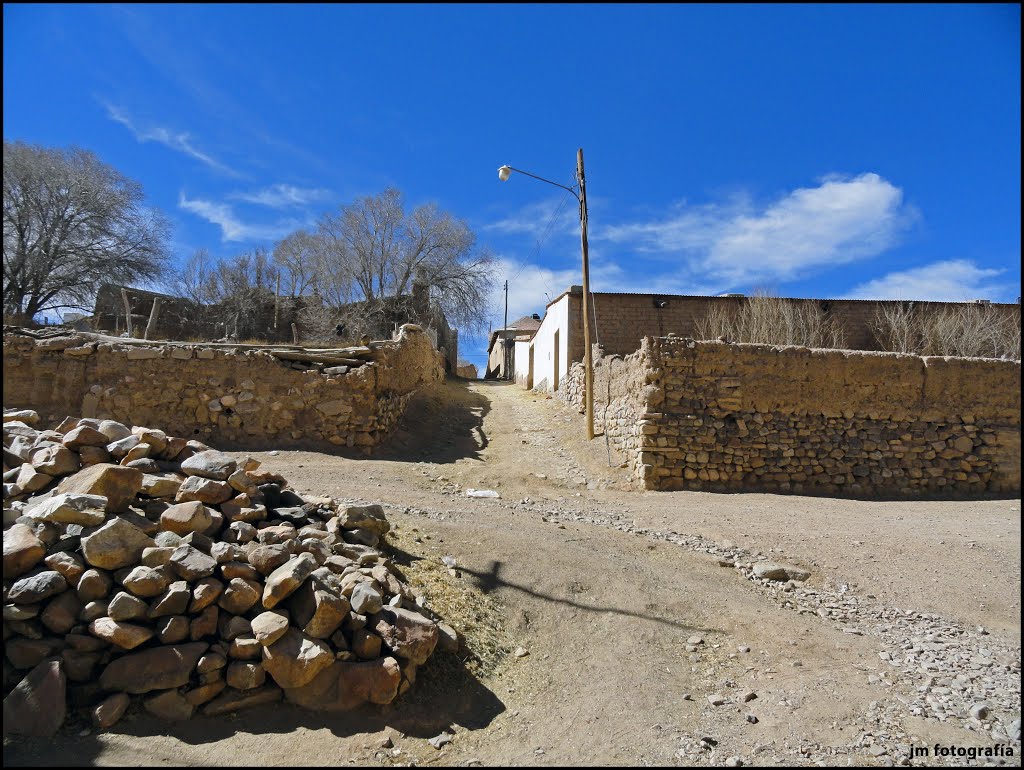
[560,338,1021,498]
[2,327,444,453]
[561,292,1020,360]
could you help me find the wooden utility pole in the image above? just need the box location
[578,148,595,440]
[503,279,509,380]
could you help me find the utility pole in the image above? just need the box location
[578,148,595,440]
[503,279,510,380]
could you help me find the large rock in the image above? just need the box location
[99,642,208,694]
[290,583,349,639]
[333,504,391,536]
[3,523,46,578]
[15,463,53,494]
[168,544,218,581]
[30,444,81,477]
[89,617,154,649]
[371,607,439,665]
[174,475,233,505]
[92,692,131,729]
[251,611,290,646]
[23,493,108,527]
[7,570,68,604]
[283,657,401,711]
[44,551,86,587]
[2,659,66,736]
[202,684,281,716]
[80,517,155,570]
[752,562,812,582]
[62,425,110,451]
[261,627,334,689]
[57,464,143,513]
[107,591,149,621]
[160,501,214,536]
[180,450,237,481]
[97,419,132,443]
[144,689,195,721]
[262,552,317,609]
[247,543,291,575]
[140,474,183,498]
[121,565,172,597]
[217,577,261,614]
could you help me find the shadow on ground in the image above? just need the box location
[372,376,496,464]
[3,650,504,766]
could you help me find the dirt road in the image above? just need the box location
[5,378,1021,767]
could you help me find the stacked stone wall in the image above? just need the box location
[2,326,444,453]
[560,338,1021,498]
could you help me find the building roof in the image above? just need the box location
[486,315,542,353]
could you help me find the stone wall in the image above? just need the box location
[559,338,1021,498]
[2,326,444,453]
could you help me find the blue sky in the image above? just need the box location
[4,4,1020,369]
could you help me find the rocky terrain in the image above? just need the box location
[3,378,1021,767]
[3,410,458,737]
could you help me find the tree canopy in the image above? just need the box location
[3,140,170,324]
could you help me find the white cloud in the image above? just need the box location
[230,184,333,209]
[178,194,303,242]
[598,173,914,286]
[845,259,1012,302]
[482,196,580,240]
[103,102,239,176]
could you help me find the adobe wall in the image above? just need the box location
[560,338,1021,498]
[2,326,444,453]
[569,293,1020,359]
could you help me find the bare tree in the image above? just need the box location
[204,248,279,340]
[316,188,496,333]
[174,248,219,306]
[695,291,846,349]
[3,140,170,324]
[272,229,323,298]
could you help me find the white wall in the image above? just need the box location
[529,295,571,392]
[514,339,532,387]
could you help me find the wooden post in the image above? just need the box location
[120,288,134,338]
[291,322,299,345]
[578,147,595,440]
[143,297,161,340]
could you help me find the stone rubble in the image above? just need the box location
[2,411,456,737]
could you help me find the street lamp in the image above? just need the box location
[497,149,595,441]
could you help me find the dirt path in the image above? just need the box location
[5,378,1021,767]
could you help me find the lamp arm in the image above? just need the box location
[504,166,580,201]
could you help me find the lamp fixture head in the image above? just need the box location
[497,165,512,182]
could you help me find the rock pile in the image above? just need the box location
[2,410,457,737]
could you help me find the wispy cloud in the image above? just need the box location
[178,194,304,242]
[482,197,580,240]
[598,173,915,286]
[102,101,239,177]
[229,183,333,209]
[845,259,1012,302]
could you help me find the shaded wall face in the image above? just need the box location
[559,338,1021,499]
[3,329,444,452]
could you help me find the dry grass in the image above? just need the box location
[381,527,512,680]
[695,291,847,348]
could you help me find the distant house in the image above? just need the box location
[525,286,1020,392]
[484,314,542,382]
